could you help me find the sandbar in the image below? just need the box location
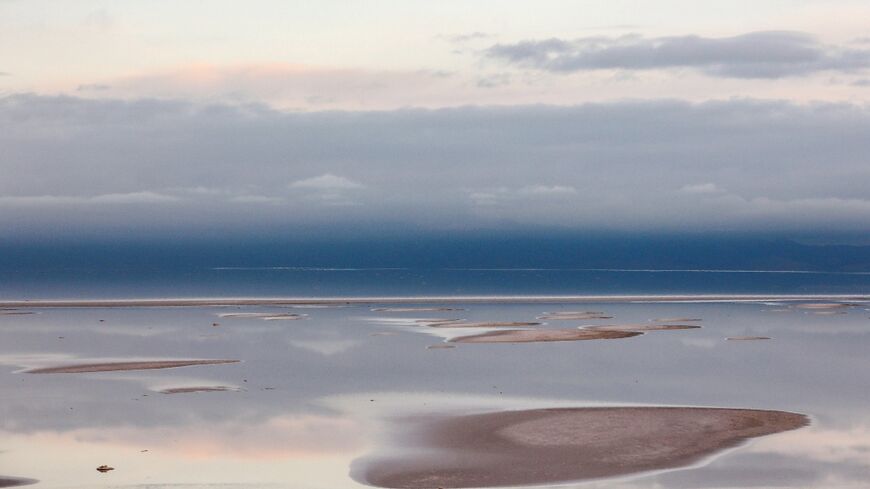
[2,294,869,309]
[727,336,771,341]
[450,329,640,343]
[356,406,808,488]
[25,359,240,374]
[583,324,700,332]
[426,344,456,349]
[373,307,466,312]
[537,313,612,320]
[218,312,304,319]
[0,477,37,488]
[160,386,234,394]
[428,321,542,328]
[651,317,702,322]
[795,303,855,309]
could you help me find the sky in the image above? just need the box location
[2,0,870,239]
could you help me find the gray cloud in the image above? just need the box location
[441,32,493,44]
[1,94,869,236]
[476,73,511,88]
[485,31,870,78]
[76,83,111,92]
[0,191,179,206]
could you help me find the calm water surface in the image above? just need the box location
[1,270,869,488]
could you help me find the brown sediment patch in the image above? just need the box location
[651,317,702,322]
[795,303,855,310]
[544,311,605,315]
[0,476,38,487]
[25,359,240,374]
[727,336,771,341]
[583,324,701,332]
[356,406,809,489]
[450,329,640,343]
[426,344,456,350]
[811,311,847,315]
[160,386,234,394]
[428,321,542,329]
[414,318,463,324]
[0,311,35,316]
[373,307,466,312]
[537,312,613,320]
[219,312,305,320]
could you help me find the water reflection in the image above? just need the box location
[0,300,868,487]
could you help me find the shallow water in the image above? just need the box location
[1,298,869,488]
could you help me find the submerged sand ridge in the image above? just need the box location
[450,328,641,343]
[0,477,37,488]
[160,386,235,394]
[427,321,542,328]
[582,324,701,332]
[24,359,240,374]
[356,406,809,488]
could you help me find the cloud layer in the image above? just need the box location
[485,31,870,78]
[1,94,869,236]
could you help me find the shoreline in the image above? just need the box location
[0,293,868,308]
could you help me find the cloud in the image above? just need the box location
[518,185,577,195]
[2,94,870,235]
[290,174,364,190]
[680,183,724,194]
[442,32,494,44]
[0,191,179,206]
[76,83,111,92]
[477,73,511,88]
[98,63,468,110]
[484,31,870,78]
[229,195,284,204]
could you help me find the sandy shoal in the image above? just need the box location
[795,303,855,309]
[583,324,701,332]
[450,328,640,343]
[25,359,239,374]
[537,314,613,320]
[372,307,466,312]
[357,406,808,488]
[2,294,868,308]
[160,386,234,394]
[0,477,37,488]
[727,336,771,341]
[428,321,541,328]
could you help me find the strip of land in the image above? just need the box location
[450,329,640,343]
[0,477,37,488]
[427,321,542,328]
[25,359,239,374]
[160,386,234,394]
[1,295,866,308]
[356,406,809,488]
[582,324,700,332]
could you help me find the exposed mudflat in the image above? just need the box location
[356,407,809,488]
